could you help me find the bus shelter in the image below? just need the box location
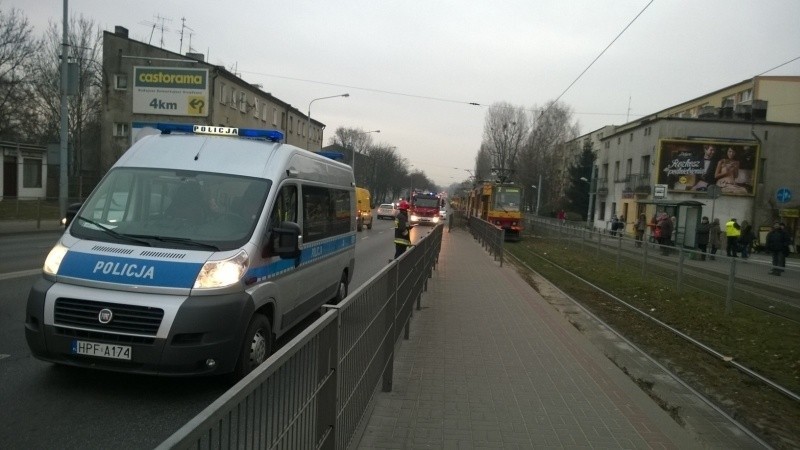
[638,200,705,248]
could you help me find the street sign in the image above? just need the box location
[776,187,792,203]
[654,184,667,199]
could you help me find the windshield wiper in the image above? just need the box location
[75,216,152,246]
[126,234,220,251]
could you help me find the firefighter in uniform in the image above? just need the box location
[394,200,413,259]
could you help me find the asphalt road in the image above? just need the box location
[0,217,425,449]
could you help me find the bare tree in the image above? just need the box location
[27,15,103,182]
[480,102,529,182]
[0,7,40,140]
[365,144,405,203]
[473,143,492,182]
[518,101,578,215]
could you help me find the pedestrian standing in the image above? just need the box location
[739,220,755,259]
[634,213,647,248]
[696,216,710,260]
[725,218,741,257]
[611,214,622,236]
[393,200,413,259]
[657,213,673,255]
[766,222,790,276]
[709,218,722,260]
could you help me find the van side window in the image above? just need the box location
[269,185,298,229]
[302,186,351,242]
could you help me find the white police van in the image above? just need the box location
[25,124,356,379]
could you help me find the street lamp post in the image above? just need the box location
[306,93,349,150]
[352,129,380,176]
[535,174,542,216]
[581,173,595,229]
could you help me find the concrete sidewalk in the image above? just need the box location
[357,228,761,449]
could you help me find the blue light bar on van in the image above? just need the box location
[152,123,284,142]
[318,151,345,161]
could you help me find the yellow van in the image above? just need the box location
[356,187,373,231]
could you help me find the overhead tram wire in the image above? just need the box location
[543,0,656,116]
[757,55,800,76]
[235,69,482,108]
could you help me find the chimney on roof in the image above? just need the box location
[186,52,205,62]
[114,26,129,38]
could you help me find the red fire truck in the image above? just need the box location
[409,192,442,226]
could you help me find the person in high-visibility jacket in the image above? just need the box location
[394,200,413,259]
[725,218,741,257]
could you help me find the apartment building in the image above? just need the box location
[100,26,324,174]
[569,76,800,248]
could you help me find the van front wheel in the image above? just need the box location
[233,314,273,380]
[332,272,349,304]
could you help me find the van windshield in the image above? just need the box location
[70,167,271,251]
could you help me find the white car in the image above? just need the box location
[376,203,397,220]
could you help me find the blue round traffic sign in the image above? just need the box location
[776,187,792,203]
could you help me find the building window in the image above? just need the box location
[253,98,259,118]
[273,108,278,126]
[599,202,606,221]
[289,116,294,133]
[22,158,42,188]
[617,137,621,145]
[113,122,129,137]
[114,74,128,90]
[629,132,633,142]
[614,161,620,181]
[230,89,237,109]
[238,92,247,113]
[604,141,610,149]
[261,104,267,122]
[641,155,650,175]
[625,159,632,180]
[219,83,227,104]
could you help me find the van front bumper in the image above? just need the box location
[25,278,253,376]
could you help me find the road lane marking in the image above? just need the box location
[0,269,41,281]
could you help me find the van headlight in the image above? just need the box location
[43,243,69,275]
[194,250,249,289]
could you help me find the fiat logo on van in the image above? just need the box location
[98,308,114,324]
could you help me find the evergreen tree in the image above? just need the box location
[564,140,595,218]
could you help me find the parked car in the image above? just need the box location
[376,203,397,220]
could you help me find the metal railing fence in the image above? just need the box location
[527,218,798,321]
[158,224,443,450]
[467,216,504,267]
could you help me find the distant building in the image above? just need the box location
[0,141,48,200]
[99,26,324,175]
[566,76,800,247]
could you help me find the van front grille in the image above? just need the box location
[54,298,163,336]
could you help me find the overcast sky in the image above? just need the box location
[8,0,800,186]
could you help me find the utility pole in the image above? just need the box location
[59,0,69,219]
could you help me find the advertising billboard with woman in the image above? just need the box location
[656,139,759,196]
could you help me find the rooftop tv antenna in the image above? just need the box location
[138,14,171,48]
[178,17,194,54]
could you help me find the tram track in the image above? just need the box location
[505,242,800,449]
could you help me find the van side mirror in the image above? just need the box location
[271,221,301,259]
